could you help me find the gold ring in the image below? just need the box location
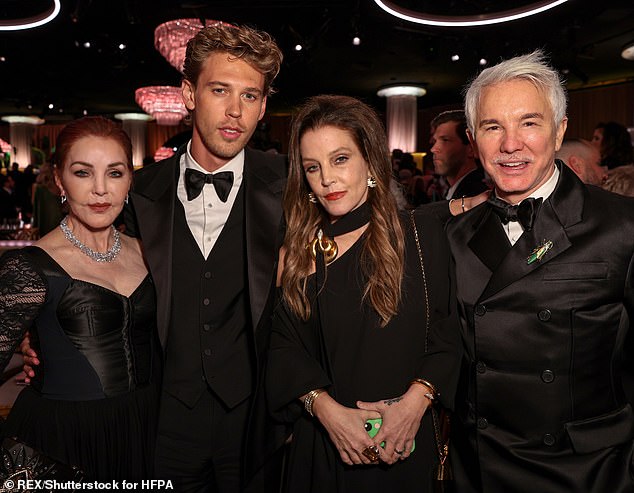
[362,445,380,462]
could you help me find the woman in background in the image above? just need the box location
[32,162,63,236]
[266,95,461,492]
[0,116,159,480]
[591,121,634,169]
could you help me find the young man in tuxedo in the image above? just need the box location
[126,24,285,492]
[447,50,634,493]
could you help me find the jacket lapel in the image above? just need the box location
[129,151,182,347]
[244,148,286,333]
[479,162,585,301]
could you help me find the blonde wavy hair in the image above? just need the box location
[282,95,405,327]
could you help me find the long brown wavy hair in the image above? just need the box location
[282,95,405,327]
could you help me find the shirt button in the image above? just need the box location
[203,348,212,356]
[475,304,487,316]
[206,237,211,242]
[477,417,488,429]
[538,309,552,321]
[476,361,487,374]
[543,433,556,446]
[541,370,555,383]
[203,271,212,279]
[207,203,212,208]
[203,298,210,306]
[203,324,210,332]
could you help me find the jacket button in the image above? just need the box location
[475,304,487,316]
[541,370,555,383]
[203,324,210,332]
[203,298,210,306]
[477,417,488,429]
[543,433,556,446]
[476,361,486,374]
[203,271,212,279]
[203,348,212,356]
[538,309,551,321]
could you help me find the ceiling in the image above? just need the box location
[1,0,634,121]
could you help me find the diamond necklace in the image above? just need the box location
[59,216,121,263]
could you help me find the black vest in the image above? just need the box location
[164,185,253,409]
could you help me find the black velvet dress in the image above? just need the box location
[266,209,462,493]
[0,246,160,480]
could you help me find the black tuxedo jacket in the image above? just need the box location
[450,167,489,199]
[446,162,634,493]
[125,145,286,349]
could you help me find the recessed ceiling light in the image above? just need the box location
[294,44,303,51]
[479,58,487,66]
[373,0,568,27]
[451,54,460,62]
[622,41,634,61]
[48,103,54,109]
[119,43,127,50]
[83,41,91,49]
[352,36,361,46]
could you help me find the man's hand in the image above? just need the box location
[19,332,40,384]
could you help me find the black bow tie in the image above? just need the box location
[184,168,234,202]
[487,195,542,231]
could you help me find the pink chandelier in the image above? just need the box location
[154,18,232,72]
[135,86,188,126]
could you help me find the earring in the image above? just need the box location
[308,192,317,203]
[125,193,129,205]
[367,176,377,188]
[60,194,67,204]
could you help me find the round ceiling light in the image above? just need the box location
[622,42,634,61]
[0,0,61,31]
[373,0,568,27]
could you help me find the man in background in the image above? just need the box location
[556,138,606,186]
[429,109,489,200]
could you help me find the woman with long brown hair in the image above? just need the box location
[266,95,461,492]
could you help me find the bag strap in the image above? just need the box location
[408,210,453,486]
[408,210,430,352]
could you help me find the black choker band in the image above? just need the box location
[308,202,371,265]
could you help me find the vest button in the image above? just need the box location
[542,433,556,446]
[541,370,555,383]
[538,309,552,321]
[475,304,487,316]
[477,417,488,429]
[203,271,212,279]
[203,348,212,356]
[476,361,486,374]
[203,298,210,306]
[203,324,210,332]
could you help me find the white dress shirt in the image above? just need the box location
[502,165,559,246]
[177,141,245,258]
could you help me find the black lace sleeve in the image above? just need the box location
[0,250,47,372]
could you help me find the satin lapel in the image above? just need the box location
[244,148,286,332]
[468,207,512,272]
[480,163,583,301]
[449,205,498,306]
[129,155,180,347]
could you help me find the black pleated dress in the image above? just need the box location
[0,246,160,480]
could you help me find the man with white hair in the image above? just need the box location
[446,50,634,492]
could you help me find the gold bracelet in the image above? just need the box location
[304,388,326,417]
[410,378,439,402]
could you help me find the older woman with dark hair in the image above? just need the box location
[0,116,159,480]
[266,95,461,492]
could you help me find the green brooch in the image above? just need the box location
[527,240,553,265]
